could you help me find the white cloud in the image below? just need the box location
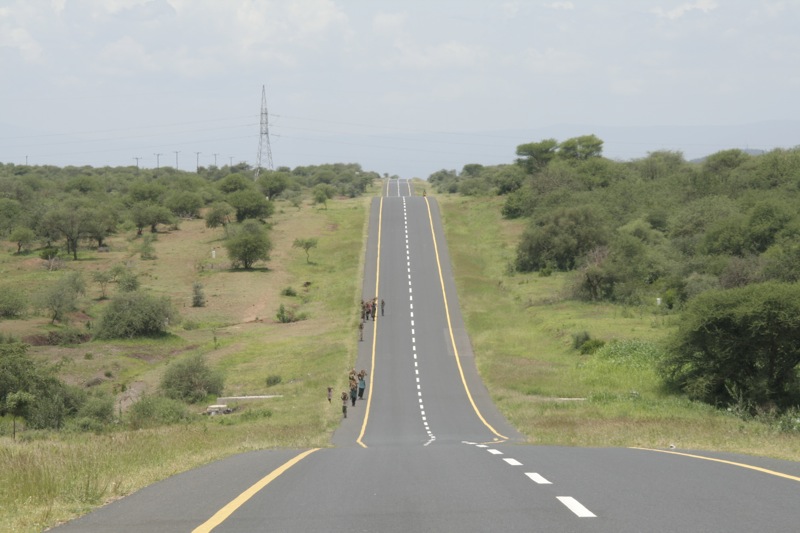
[97,35,157,75]
[520,47,586,74]
[544,1,575,10]
[373,12,407,35]
[392,40,485,70]
[651,0,718,20]
[0,26,44,62]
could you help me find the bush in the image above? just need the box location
[281,286,297,297]
[95,291,179,339]
[266,375,282,387]
[192,282,206,307]
[580,338,606,355]
[0,285,27,318]
[276,304,306,323]
[160,354,224,404]
[661,282,800,412]
[224,219,272,269]
[127,395,190,429]
[572,331,591,350]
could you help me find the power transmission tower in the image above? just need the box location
[254,84,274,180]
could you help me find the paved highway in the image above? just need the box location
[54,179,800,532]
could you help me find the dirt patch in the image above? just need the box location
[117,381,148,412]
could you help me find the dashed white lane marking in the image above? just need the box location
[464,442,597,519]
[557,497,596,518]
[525,473,552,485]
[403,197,435,447]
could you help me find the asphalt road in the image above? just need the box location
[53,179,800,532]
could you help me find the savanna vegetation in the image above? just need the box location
[0,161,380,531]
[2,135,800,531]
[431,136,800,418]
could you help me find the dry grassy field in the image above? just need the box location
[0,191,370,532]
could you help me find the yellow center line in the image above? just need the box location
[424,196,507,442]
[356,195,383,448]
[631,447,800,482]
[192,448,320,533]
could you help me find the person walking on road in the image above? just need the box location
[381,299,385,316]
[349,382,358,407]
[359,320,364,341]
[341,392,348,418]
[357,371,367,400]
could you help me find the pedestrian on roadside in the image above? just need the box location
[341,391,348,418]
[381,299,385,316]
[327,386,333,403]
[357,372,366,400]
[350,382,358,407]
[359,320,364,341]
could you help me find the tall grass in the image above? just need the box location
[438,194,800,460]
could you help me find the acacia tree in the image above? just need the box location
[515,138,558,173]
[42,200,91,260]
[661,281,800,412]
[293,238,318,263]
[224,219,272,269]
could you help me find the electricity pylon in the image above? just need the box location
[254,85,273,180]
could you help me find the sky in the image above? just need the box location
[1,0,799,178]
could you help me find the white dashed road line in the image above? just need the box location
[464,442,596,519]
[403,196,436,446]
[557,496,597,518]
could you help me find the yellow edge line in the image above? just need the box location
[357,195,383,448]
[424,196,507,441]
[631,447,800,482]
[192,448,320,533]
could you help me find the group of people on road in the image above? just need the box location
[331,368,368,418]
[335,296,383,418]
[359,297,385,341]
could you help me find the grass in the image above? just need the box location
[0,192,370,532]
[437,194,800,459]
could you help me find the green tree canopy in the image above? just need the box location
[224,219,272,269]
[661,281,800,412]
[95,291,179,339]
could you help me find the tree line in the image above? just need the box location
[429,136,800,414]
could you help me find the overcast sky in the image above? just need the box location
[2,0,799,178]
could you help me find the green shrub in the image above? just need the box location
[0,285,27,318]
[266,375,282,387]
[192,282,206,307]
[580,338,606,355]
[127,395,190,429]
[160,354,224,404]
[281,286,297,297]
[572,331,591,350]
[276,304,306,323]
[95,291,179,339]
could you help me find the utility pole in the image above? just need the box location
[213,153,219,167]
[254,84,274,180]
[25,155,28,165]
[229,156,233,167]
[174,150,180,169]
[194,151,201,172]
[133,156,141,169]
[154,153,162,169]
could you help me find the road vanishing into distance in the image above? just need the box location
[54,179,800,532]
